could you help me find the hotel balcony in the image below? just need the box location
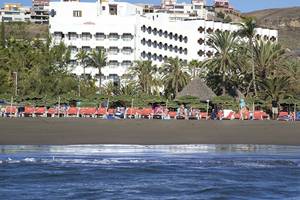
[95,32,106,41]
[82,46,92,53]
[121,47,133,55]
[108,60,119,67]
[81,32,92,41]
[108,47,119,55]
[108,33,120,41]
[121,33,133,41]
[121,60,133,67]
[68,32,78,41]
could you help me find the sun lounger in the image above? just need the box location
[67,107,79,117]
[79,107,96,117]
[296,112,300,121]
[277,111,292,121]
[95,108,107,118]
[5,106,17,117]
[126,108,137,119]
[200,112,208,120]
[35,107,46,116]
[24,106,35,117]
[253,111,270,120]
[141,108,153,119]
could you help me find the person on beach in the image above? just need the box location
[239,99,246,120]
[177,104,188,120]
[272,100,279,120]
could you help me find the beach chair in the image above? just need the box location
[141,108,153,119]
[35,107,46,117]
[168,111,177,119]
[253,111,263,120]
[126,108,137,119]
[79,107,96,117]
[222,110,235,120]
[296,112,300,121]
[200,112,208,120]
[277,111,291,121]
[24,106,35,117]
[234,113,240,120]
[67,107,79,117]
[95,107,107,118]
[189,109,200,120]
[5,106,17,117]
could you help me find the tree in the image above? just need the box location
[161,57,190,98]
[253,40,285,80]
[89,49,107,94]
[204,31,238,95]
[128,60,159,95]
[238,17,258,96]
[0,18,5,48]
[260,76,290,101]
[76,49,89,81]
[188,60,202,78]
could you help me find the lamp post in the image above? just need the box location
[206,100,210,120]
[13,71,18,96]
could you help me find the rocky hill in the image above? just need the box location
[245,7,300,52]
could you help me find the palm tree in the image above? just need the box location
[260,76,290,101]
[128,60,159,95]
[89,48,107,94]
[238,17,258,96]
[204,31,238,95]
[188,60,202,78]
[161,57,190,98]
[75,49,89,80]
[253,40,285,80]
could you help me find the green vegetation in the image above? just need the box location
[0,21,299,110]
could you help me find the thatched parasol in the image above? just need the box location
[176,78,216,101]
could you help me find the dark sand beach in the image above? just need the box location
[0,118,299,145]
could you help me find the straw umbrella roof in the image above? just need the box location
[176,78,216,101]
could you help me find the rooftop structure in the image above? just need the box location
[49,0,278,86]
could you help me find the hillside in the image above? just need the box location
[245,7,300,52]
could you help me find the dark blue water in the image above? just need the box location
[1,145,300,200]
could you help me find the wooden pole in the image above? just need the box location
[10,96,13,118]
[58,96,61,118]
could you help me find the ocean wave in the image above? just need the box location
[0,157,162,165]
[2,144,300,155]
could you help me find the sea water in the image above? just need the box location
[0,145,300,199]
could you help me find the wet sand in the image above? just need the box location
[0,118,299,145]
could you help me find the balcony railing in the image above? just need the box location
[122,33,133,41]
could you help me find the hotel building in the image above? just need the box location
[49,0,278,85]
[0,3,31,22]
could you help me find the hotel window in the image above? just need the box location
[96,46,106,52]
[198,26,205,33]
[68,32,78,40]
[82,46,91,52]
[69,46,78,54]
[82,32,92,40]
[109,4,118,15]
[108,60,119,67]
[122,47,133,55]
[198,50,205,57]
[53,32,63,40]
[122,60,132,67]
[108,33,119,40]
[198,38,204,45]
[108,47,119,55]
[95,33,106,40]
[122,33,133,41]
[73,10,82,17]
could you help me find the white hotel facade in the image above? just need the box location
[49,0,278,85]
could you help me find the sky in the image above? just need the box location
[1,0,300,12]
